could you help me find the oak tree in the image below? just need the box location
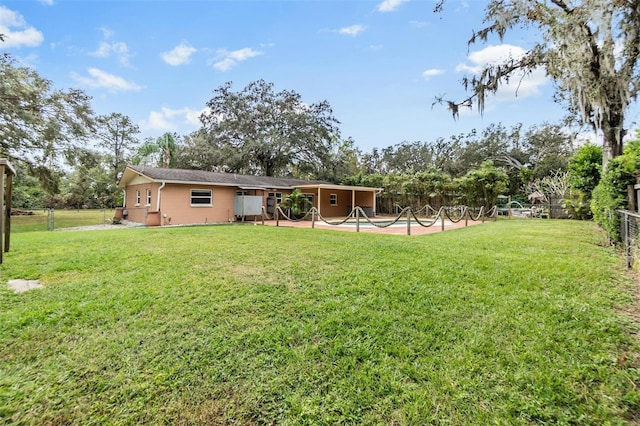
[199,80,340,177]
[435,0,640,169]
[0,53,94,190]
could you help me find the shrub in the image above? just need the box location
[568,143,602,199]
[456,161,508,209]
[562,192,592,220]
[592,139,640,242]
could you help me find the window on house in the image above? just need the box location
[135,190,141,205]
[302,194,314,206]
[146,188,152,206]
[191,189,212,206]
[268,192,283,203]
[330,193,338,206]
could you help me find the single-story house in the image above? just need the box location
[117,165,382,226]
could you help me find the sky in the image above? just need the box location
[2,0,639,152]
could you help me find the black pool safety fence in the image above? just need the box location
[264,205,498,236]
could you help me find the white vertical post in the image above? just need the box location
[406,208,411,236]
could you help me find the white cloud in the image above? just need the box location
[213,58,236,72]
[211,47,263,72]
[456,44,548,100]
[184,108,205,126]
[141,107,205,131]
[456,44,525,74]
[422,68,445,79]
[227,47,262,61]
[38,0,54,5]
[0,7,44,48]
[90,28,133,66]
[161,43,197,66]
[98,27,113,39]
[71,68,143,92]
[377,0,408,12]
[143,111,173,131]
[92,41,129,58]
[339,25,366,37]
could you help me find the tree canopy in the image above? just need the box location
[197,80,341,177]
[435,0,640,169]
[133,133,179,169]
[94,112,140,182]
[0,53,94,189]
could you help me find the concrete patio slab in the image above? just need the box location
[8,279,44,293]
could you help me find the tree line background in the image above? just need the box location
[0,68,611,219]
[4,0,640,241]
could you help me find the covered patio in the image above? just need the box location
[294,183,381,218]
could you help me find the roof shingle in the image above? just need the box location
[128,166,330,189]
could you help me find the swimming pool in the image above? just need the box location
[316,217,450,228]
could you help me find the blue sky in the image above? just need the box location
[2,0,638,152]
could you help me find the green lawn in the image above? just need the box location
[11,209,116,233]
[1,220,639,424]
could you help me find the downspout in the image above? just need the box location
[122,188,126,208]
[156,181,166,212]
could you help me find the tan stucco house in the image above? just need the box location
[117,166,381,226]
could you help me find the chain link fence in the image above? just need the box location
[12,208,116,233]
[619,210,640,269]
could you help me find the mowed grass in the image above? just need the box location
[1,220,639,424]
[11,209,116,233]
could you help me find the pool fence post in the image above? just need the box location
[311,209,315,229]
[465,207,469,227]
[482,206,486,223]
[441,209,445,232]
[356,207,360,233]
[275,209,279,227]
[406,208,411,236]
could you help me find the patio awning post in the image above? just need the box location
[352,190,356,214]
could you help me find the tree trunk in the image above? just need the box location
[601,106,626,171]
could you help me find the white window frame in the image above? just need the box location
[146,188,152,206]
[329,193,338,206]
[135,190,141,206]
[190,189,212,206]
[268,192,283,204]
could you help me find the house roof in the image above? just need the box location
[118,166,331,190]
